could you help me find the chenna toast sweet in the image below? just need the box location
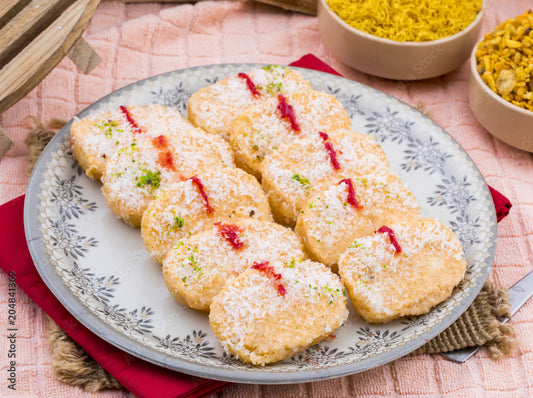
[101,131,234,227]
[162,218,306,311]
[70,104,194,180]
[141,167,273,264]
[209,259,348,365]
[230,89,351,178]
[188,66,311,140]
[260,129,390,226]
[295,173,420,268]
[338,218,467,323]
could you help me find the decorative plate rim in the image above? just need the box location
[24,63,497,384]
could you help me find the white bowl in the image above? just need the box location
[318,0,486,80]
[468,43,533,152]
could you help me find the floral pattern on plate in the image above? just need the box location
[27,64,496,383]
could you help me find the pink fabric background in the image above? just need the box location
[1,0,532,396]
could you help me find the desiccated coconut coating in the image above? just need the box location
[230,88,351,178]
[70,104,194,180]
[101,131,234,227]
[141,167,273,264]
[338,218,467,323]
[209,259,348,365]
[260,129,390,226]
[162,218,306,311]
[295,173,420,268]
[188,66,311,140]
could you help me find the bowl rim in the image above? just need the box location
[469,38,533,118]
[319,0,487,47]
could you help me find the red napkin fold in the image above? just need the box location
[0,55,513,398]
[290,55,513,222]
[488,186,513,222]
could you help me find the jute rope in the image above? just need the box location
[24,116,67,175]
[47,317,123,391]
[24,118,517,392]
[410,282,517,358]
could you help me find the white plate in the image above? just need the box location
[25,64,497,384]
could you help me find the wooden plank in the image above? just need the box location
[254,0,316,14]
[0,0,74,70]
[104,0,192,2]
[0,0,101,114]
[0,0,32,30]
[106,0,317,14]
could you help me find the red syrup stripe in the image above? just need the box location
[376,225,402,254]
[215,222,244,250]
[119,105,143,134]
[188,176,214,214]
[251,261,287,297]
[238,73,261,98]
[151,136,176,171]
[318,132,340,170]
[277,94,300,132]
[338,179,361,209]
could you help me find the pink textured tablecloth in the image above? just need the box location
[1,0,532,396]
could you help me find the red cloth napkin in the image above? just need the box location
[290,55,513,222]
[0,55,512,398]
[488,186,513,222]
[0,195,231,398]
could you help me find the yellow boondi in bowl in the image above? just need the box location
[326,0,483,42]
[318,0,486,80]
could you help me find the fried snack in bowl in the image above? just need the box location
[318,0,485,79]
[469,11,533,152]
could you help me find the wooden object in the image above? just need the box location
[107,0,317,15]
[0,0,315,115]
[252,0,316,14]
[0,0,102,114]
